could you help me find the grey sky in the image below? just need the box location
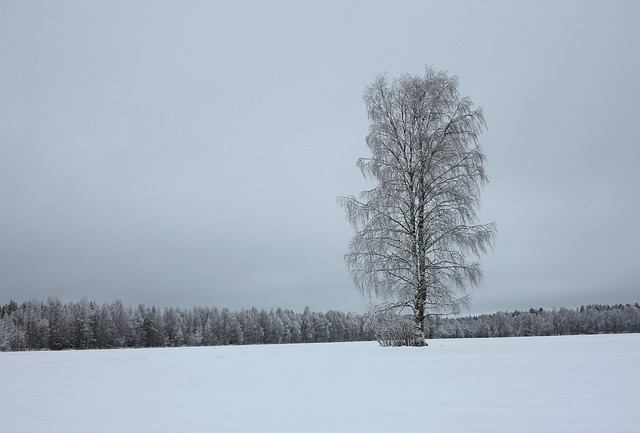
[1,1,638,314]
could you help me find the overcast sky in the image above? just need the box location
[1,1,638,314]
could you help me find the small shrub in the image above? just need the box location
[366,311,426,347]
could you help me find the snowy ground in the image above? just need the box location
[2,334,639,433]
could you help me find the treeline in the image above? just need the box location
[0,298,372,352]
[426,303,640,339]
[2,299,639,352]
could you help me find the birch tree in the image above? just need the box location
[340,66,496,344]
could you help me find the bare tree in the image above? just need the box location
[340,66,495,344]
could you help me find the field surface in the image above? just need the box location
[2,334,639,432]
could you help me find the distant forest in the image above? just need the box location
[1,298,639,352]
[426,303,640,339]
[0,299,370,352]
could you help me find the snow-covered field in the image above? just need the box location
[2,334,639,433]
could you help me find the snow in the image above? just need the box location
[2,334,639,432]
